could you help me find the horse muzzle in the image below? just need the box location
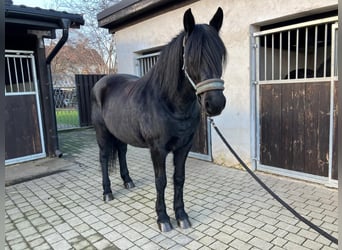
[196,79,226,116]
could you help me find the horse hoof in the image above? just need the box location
[103,193,114,202]
[158,221,173,232]
[177,218,191,229]
[124,181,135,189]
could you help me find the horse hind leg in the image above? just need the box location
[94,124,116,202]
[117,141,135,189]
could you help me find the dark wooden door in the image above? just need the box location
[260,82,338,179]
[5,51,45,164]
[5,95,43,160]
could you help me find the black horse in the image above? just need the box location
[91,7,227,232]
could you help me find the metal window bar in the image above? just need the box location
[334,27,338,76]
[14,58,19,92]
[324,23,328,77]
[264,36,267,80]
[295,29,299,79]
[279,32,282,80]
[314,25,318,78]
[20,57,26,92]
[271,34,274,80]
[6,57,13,93]
[304,27,308,78]
[26,58,33,91]
[288,30,290,79]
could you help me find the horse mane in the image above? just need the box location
[140,24,227,98]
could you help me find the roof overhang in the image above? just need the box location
[5,4,84,31]
[97,0,198,33]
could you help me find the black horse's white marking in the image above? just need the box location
[91,7,227,232]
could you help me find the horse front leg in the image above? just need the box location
[150,149,172,232]
[173,144,192,229]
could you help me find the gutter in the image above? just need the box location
[46,18,71,158]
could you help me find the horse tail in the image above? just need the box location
[108,139,118,174]
[91,84,118,174]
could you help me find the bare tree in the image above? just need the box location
[52,0,120,74]
[46,36,107,86]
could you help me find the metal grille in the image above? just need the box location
[136,52,160,76]
[5,50,37,95]
[254,16,338,83]
[54,87,80,130]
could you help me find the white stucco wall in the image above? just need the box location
[113,0,337,167]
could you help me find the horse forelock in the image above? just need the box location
[186,24,227,79]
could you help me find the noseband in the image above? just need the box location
[182,37,225,96]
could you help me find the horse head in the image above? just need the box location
[182,7,227,116]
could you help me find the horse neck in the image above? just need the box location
[148,35,197,109]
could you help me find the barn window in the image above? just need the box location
[5,50,37,95]
[136,50,160,76]
[256,16,338,81]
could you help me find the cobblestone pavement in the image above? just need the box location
[5,128,338,249]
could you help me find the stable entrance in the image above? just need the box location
[252,16,338,184]
[5,50,46,165]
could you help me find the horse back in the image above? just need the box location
[92,74,139,109]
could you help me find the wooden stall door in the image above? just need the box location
[260,82,337,178]
[5,50,45,164]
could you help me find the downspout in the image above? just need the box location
[46,18,71,157]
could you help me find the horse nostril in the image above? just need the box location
[205,101,210,110]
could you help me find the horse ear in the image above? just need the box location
[209,7,223,32]
[183,8,195,35]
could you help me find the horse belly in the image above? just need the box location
[104,115,148,148]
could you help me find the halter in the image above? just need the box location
[182,37,225,95]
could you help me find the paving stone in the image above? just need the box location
[10,241,29,250]
[283,241,311,250]
[186,240,204,250]
[51,240,72,250]
[248,236,273,250]
[229,238,252,250]
[158,237,177,249]
[232,221,254,233]
[113,237,134,250]
[250,228,276,242]
[302,239,323,250]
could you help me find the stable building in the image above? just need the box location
[5,0,84,164]
[97,0,338,186]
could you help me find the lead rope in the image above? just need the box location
[209,118,338,245]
